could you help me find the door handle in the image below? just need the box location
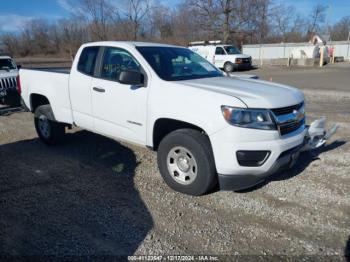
[93,87,105,93]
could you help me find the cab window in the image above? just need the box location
[0,58,16,70]
[224,45,241,55]
[215,47,226,55]
[100,47,141,81]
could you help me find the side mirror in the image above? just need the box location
[119,70,144,86]
[17,65,22,70]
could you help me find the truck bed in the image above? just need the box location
[20,68,73,124]
[23,67,70,74]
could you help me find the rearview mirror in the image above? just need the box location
[119,70,144,86]
[17,65,22,69]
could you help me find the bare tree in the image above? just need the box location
[269,4,295,41]
[74,0,119,41]
[60,18,87,59]
[150,5,174,39]
[1,0,350,58]
[125,0,151,40]
[183,0,269,44]
[28,19,54,55]
[183,0,221,41]
[221,0,234,44]
[331,16,350,41]
[170,4,201,45]
[0,34,20,56]
[247,0,270,44]
[307,4,327,34]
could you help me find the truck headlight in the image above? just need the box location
[221,106,276,130]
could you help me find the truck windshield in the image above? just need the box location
[0,59,16,70]
[136,47,223,81]
[224,46,241,55]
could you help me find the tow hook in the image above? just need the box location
[301,117,340,152]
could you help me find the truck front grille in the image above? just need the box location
[272,102,305,136]
[278,119,305,136]
[272,102,304,116]
[242,58,251,64]
[0,77,17,91]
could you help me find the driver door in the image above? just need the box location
[214,47,226,68]
[91,47,148,145]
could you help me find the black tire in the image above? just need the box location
[224,62,234,72]
[34,104,65,145]
[157,129,217,196]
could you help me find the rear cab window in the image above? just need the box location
[77,46,99,76]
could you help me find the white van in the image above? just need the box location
[189,41,252,72]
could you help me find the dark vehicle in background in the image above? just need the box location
[0,56,21,107]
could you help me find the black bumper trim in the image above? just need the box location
[236,150,271,167]
[218,142,305,191]
[234,63,252,70]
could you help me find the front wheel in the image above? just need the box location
[34,105,65,145]
[157,129,217,196]
[224,62,234,73]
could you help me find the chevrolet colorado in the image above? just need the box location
[19,42,335,196]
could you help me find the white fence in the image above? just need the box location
[243,41,350,61]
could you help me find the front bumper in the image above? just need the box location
[218,142,305,190]
[234,63,252,70]
[209,124,308,191]
[0,88,20,106]
[211,116,339,191]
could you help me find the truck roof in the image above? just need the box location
[82,41,184,49]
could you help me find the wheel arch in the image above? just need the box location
[30,93,50,113]
[151,118,209,151]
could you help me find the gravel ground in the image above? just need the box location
[0,63,349,260]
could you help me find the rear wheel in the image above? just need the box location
[34,105,65,145]
[157,129,217,196]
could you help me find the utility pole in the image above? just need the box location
[347,31,350,61]
[325,4,332,37]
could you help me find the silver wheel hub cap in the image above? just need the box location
[38,115,50,139]
[167,146,197,185]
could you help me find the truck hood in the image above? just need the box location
[181,76,304,109]
[232,54,251,59]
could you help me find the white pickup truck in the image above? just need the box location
[19,41,336,196]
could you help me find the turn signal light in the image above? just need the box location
[16,75,21,95]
